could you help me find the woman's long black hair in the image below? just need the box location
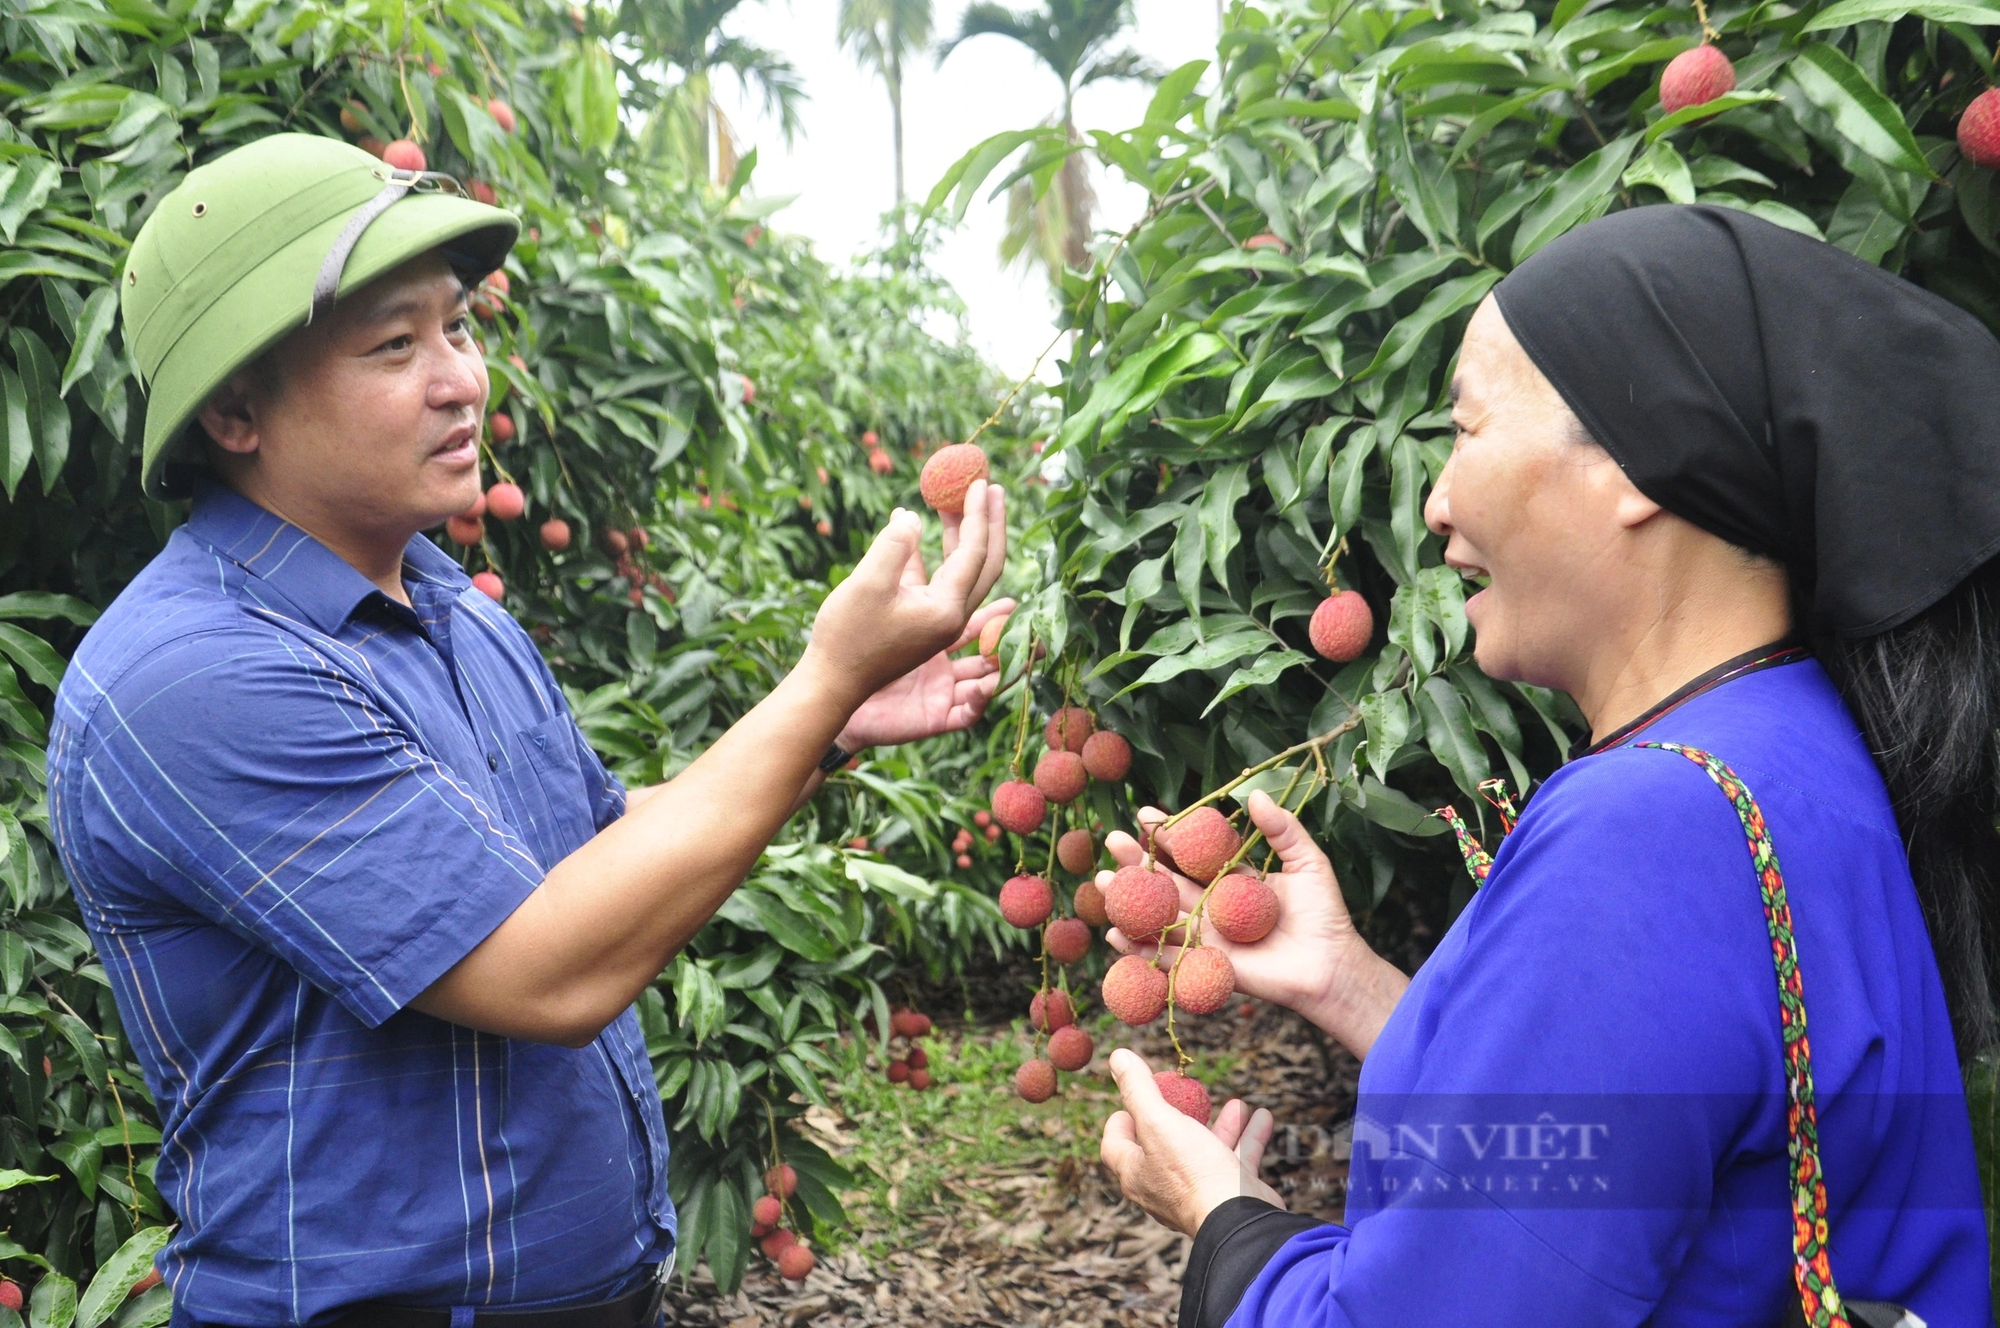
[1814,558,2000,1063]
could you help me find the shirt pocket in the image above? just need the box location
[500,713,602,870]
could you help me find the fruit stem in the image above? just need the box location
[1008,628,1039,778]
[1153,710,1361,837]
[1692,0,1720,41]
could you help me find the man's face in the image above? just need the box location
[200,249,488,537]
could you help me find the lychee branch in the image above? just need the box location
[1152,710,1361,838]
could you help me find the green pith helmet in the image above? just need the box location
[122,132,519,500]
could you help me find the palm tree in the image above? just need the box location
[838,0,934,210]
[616,0,808,186]
[938,1,1158,283]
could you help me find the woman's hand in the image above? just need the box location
[1102,790,1410,1060]
[1100,1048,1284,1237]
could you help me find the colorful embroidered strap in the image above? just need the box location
[1637,742,1850,1328]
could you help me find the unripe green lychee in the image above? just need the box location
[992,781,1047,835]
[1961,87,2000,168]
[753,1195,783,1227]
[1081,730,1132,782]
[1016,1059,1057,1102]
[766,1164,798,1198]
[1309,590,1373,662]
[1048,1025,1093,1072]
[1172,946,1236,1015]
[1045,917,1092,964]
[918,443,989,514]
[1105,865,1178,942]
[1102,955,1169,1025]
[1659,43,1736,116]
[1057,828,1097,875]
[1000,875,1054,928]
[1161,807,1242,884]
[1030,989,1075,1031]
[1043,707,1095,753]
[1034,750,1088,804]
[1074,879,1110,927]
[1155,1071,1212,1125]
[777,1243,816,1281]
[1210,873,1280,944]
[760,1229,796,1260]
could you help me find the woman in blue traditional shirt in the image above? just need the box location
[1095,205,1998,1327]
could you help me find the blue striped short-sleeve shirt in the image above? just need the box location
[46,481,675,1328]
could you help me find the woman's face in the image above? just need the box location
[1425,297,1655,691]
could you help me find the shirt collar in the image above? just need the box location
[186,479,471,635]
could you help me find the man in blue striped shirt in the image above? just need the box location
[47,135,1011,1328]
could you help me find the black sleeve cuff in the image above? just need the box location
[1178,1197,1328,1328]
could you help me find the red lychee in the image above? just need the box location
[753,1195,783,1227]
[382,138,426,172]
[776,1243,815,1281]
[1047,1025,1093,1072]
[0,1283,21,1313]
[1080,731,1132,782]
[890,1009,931,1038]
[1161,807,1242,884]
[1043,707,1095,753]
[489,411,516,444]
[487,97,517,133]
[1073,879,1109,928]
[1659,43,1736,116]
[974,810,992,828]
[815,519,833,536]
[604,529,628,555]
[979,612,1009,660]
[1210,873,1280,944]
[887,1059,910,1084]
[750,1219,772,1239]
[909,1067,931,1090]
[1244,233,1289,253]
[868,448,893,475]
[540,518,572,551]
[992,781,1047,836]
[446,514,484,545]
[1102,955,1169,1026]
[486,482,525,521]
[1016,1059,1057,1102]
[1309,591,1373,662]
[470,179,498,206]
[1961,88,2000,168]
[130,1268,162,1296]
[1155,1071,1212,1125]
[765,1164,798,1198]
[1105,865,1178,943]
[918,442,989,513]
[1000,875,1054,929]
[984,824,1000,842]
[471,571,505,602]
[760,1229,796,1260]
[1045,917,1092,965]
[1029,989,1075,1032]
[1034,750,1088,804]
[1057,829,1097,875]
[1172,947,1237,1015]
[862,430,879,447]
[955,853,972,868]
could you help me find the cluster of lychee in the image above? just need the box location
[949,812,1005,869]
[882,1007,935,1090]
[1095,806,1282,1126]
[990,708,1134,840]
[603,526,673,606]
[749,1164,816,1283]
[862,429,894,476]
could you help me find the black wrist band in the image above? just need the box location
[818,742,853,774]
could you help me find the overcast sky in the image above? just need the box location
[709,2,1222,381]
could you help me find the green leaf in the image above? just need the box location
[1805,0,2000,28]
[8,329,69,494]
[1352,271,1501,381]
[2,366,31,502]
[58,287,119,398]
[29,1272,76,1328]
[1787,43,1934,177]
[1203,649,1310,715]
[1418,674,1491,798]
[1624,138,1695,203]
[1645,90,1781,143]
[0,160,60,246]
[76,1227,171,1328]
[1512,136,1641,263]
[0,627,66,693]
[0,595,97,625]
[1112,630,1271,699]
[0,1171,57,1192]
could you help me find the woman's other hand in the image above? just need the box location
[1100,1048,1283,1237]
[1101,790,1411,1060]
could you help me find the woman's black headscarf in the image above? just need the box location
[1491,204,2000,637]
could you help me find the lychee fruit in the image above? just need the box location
[753,1195,783,1227]
[1045,917,1092,965]
[1961,88,2000,168]
[486,482,525,521]
[760,1229,796,1259]
[446,513,484,545]
[918,442,990,514]
[955,853,972,868]
[999,875,1054,928]
[1047,1025,1093,1072]
[1172,946,1237,1015]
[890,1009,932,1038]
[992,781,1047,835]
[887,1059,910,1084]
[1210,873,1280,944]
[382,138,426,173]
[984,823,1000,842]
[815,519,833,536]
[1081,731,1131,782]
[340,103,364,133]
[765,1164,798,1198]
[1309,591,1373,662]
[909,1067,931,1090]
[540,518,572,551]
[1044,707,1095,753]
[979,613,1008,661]
[489,411,516,444]
[1155,1071,1212,1125]
[974,810,992,828]
[868,448,893,475]
[1658,43,1736,116]
[908,1046,928,1070]
[487,97,517,133]
[0,1283,20,1313]
[1057,829,1097,875]
[1029,989,1075,1032]
[1244,233,1289,253]
[1102,955,1169,1026]
[1105,865,1178,942]
[471,571,505,601]
[1034,750,1088,804]
[130,1268,163,1296]
[1073,879,1109,928]
[776,1243,815,1281]
[470,179,498,206]
[1161,807,1242,883]
[604,529,629,555]
[862,430,879,447]
[1016,1059,1057,1102]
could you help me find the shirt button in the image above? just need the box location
[487,752,499,771]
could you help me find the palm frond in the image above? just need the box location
[1076,47,1163,88]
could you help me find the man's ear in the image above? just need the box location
[196,369,264,457]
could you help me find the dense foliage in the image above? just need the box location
[0,0,1045,1301]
